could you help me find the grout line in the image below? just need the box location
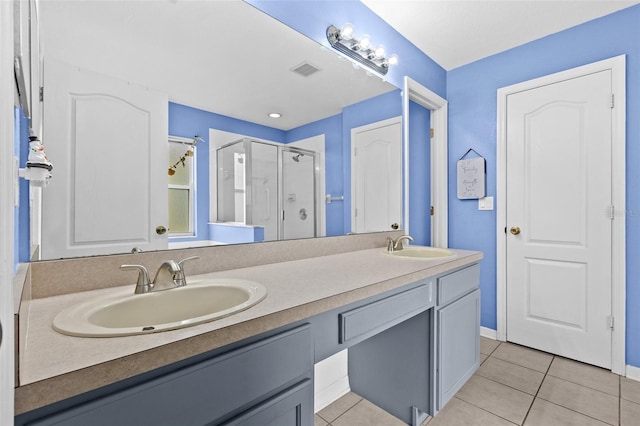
[451,396,520,425]
[520,354,555,425]
[328,399,363,425]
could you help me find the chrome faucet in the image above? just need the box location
[121,256,199,294]
[386,235,414,252]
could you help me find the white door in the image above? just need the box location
[42,59,168,259]
[506,70,613,368]
[352,117,402,233]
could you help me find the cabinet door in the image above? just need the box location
[437,289,480,410]
[222,379,313,426]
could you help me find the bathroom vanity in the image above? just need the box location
[13,235,481,426]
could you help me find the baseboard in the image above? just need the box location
[480,326,497,340]
[626,364,640,381]
[314,376,351,412]
[314,350,350,412]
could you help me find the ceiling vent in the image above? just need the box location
[290,62,321,77]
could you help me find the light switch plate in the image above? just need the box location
[478,196,494,211]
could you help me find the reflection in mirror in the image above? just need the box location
[34,0,400,260]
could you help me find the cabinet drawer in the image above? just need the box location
[339,283,433,344]
[29,325,312,426]
[437,264,480,306]
[223,379,313,426]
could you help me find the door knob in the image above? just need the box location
[510,226,521,235]
[156,225,167,235]
[391,223,399,230]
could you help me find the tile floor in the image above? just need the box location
[315,337,640,426]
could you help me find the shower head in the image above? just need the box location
[292,153,304,162]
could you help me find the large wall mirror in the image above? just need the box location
[33,0,405,260]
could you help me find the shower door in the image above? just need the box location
[280,148,317,240]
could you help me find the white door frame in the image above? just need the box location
[403,77,448,248]
[496,55,626,374]
[0,0,16,421]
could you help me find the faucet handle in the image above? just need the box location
[120,264,151,294]
[174,256,199,287]
[386,237,395,252]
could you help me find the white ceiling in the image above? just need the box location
[38,0,395,131]
[362,0,640,70]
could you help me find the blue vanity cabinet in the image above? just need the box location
[18,325,314,426]
[435,264,481,412]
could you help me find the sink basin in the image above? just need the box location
[53,279,267,337]
[384,246,457,259]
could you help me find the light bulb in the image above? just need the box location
[374,45,386,59]
[356,34,371,50]
[339,23,355,40]
[387,54,399,67]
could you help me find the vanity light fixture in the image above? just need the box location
[326,23,398,76]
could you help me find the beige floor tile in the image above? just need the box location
[548,357,619,396]
[480,353,488,364]
[621,376,640,404]
[317,392,362,423]
[428,397,515,426]
[455,375,533,424]
[314,414,329,426]
[331,399,406,426]
[480,337,501,355]
[491,342,553,373]
[524,398,609,426]
[621,399,640,426]
[537,376,618,425]
[421,415,434,425]
[477,357,545,395]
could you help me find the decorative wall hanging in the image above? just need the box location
[457,148,486,199]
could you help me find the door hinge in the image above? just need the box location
[608,205,615,220]
[430,206,434,216]
[608,315,614,330]
[354,208,358,217]
[39,86,44,102]
[430,128,434,138]
[610,93,615,109]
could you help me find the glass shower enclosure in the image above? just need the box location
[216,139,318,242]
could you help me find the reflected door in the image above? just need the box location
[505,69,613,368]
[351,117,402,234]
[42,59,168,259]
[281,149,316,240]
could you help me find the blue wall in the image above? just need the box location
[447,5,640,367]
[408,100,431,246]
[15,108,30,267]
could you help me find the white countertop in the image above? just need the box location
[16,247,482,414]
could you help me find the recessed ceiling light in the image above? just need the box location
[268,112,282,118]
